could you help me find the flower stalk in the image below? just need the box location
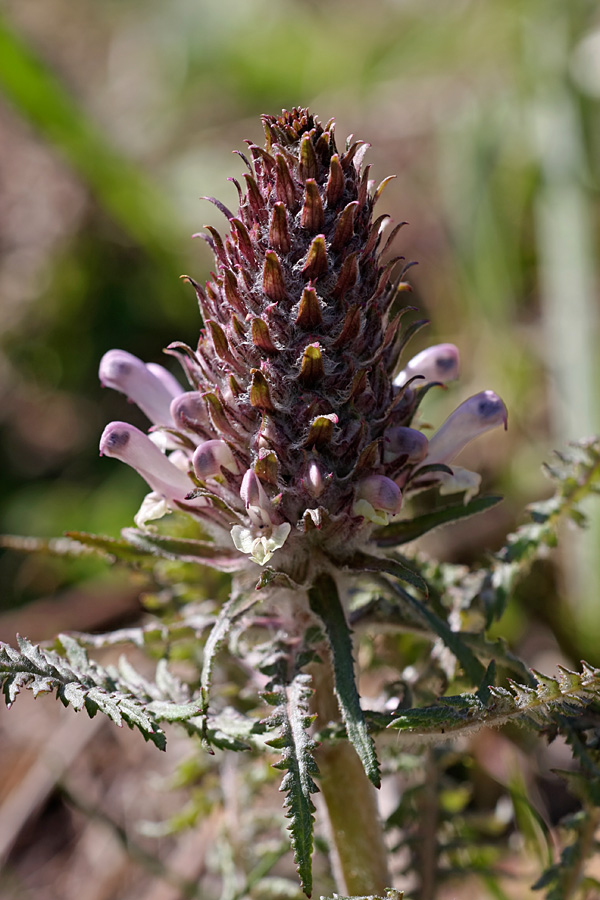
[310,653,391,896]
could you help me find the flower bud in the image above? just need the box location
[170,392,210,434]
[355,475,402,513]
[99,350,181,426]
[353,475,402,525]
[193,440,237,479]
[395,343,460,387]
[240,469,272,528]
[426,391,508,464]
[383,426,429,464]
[305,459,324,498]
[100,421,202,506]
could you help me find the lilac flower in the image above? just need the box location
[423,391,508,501]
[193,440,238,479]
[382,427,429,464]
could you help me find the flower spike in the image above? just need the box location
[98,108,506,571]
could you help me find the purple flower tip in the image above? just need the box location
[426,390,508,464]
[395,343,460,387]
[99,350,182,426]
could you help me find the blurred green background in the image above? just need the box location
[0,0,599,645]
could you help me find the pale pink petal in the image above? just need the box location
[355,475,402,514]
[383,426,429,463]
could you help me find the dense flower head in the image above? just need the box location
[99,108,506,578]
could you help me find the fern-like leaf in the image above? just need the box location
[263,672,320,897]
[0,635,166,749]
[486,437,600,622]
[353,554,485,684]
[199,590,259,748]
[384,662,600,745]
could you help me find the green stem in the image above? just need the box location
[310,653,391,896]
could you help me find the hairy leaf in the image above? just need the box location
[355,555,485,684]
[122,527,242,572]
[263,673,319,896]
[0,636,166,749]
[385,662,600,744]
[200,591,259,744]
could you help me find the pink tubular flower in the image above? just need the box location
[100,422,203,507]
[99,350,182,426]
[395,343,460,387]
[426,391,508,464]
[145,363,186,399]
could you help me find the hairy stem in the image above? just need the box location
[310,650,391,895]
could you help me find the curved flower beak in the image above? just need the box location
[100,421,204,507]
[395,343,460,387]
[99,350,182,426]
[240,469,273,528]
[425,391,508,465]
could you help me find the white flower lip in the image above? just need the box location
[425,390,508,465]
[230,522,292,566]
[99,350,182,426]
[100,421,202,506]
[395,343,460,387]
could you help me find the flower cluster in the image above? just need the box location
[99,108,506,578]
